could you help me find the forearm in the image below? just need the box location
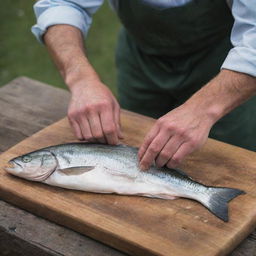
[44,24,100,92]
[139,69,256,170]
[184,69,256,125]
[44,24,121,144]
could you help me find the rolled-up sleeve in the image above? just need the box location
[221,0,256,77]
[31,0,104,43]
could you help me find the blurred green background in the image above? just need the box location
[0,1,120,94]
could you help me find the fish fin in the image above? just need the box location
[200,187,245,222]
[103,167,137,180]
[60,166,95,176]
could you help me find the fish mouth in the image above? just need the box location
[13,160,22,168]
[4,160,22,174]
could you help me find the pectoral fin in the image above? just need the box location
[60,166,95,176]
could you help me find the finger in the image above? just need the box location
[68,118,83,140]
[79,116,95,142]
[138,126,159,161]
[155,135,184,168]
[113,103,123,139]
[166,142,194,168]
[139,132,171,171]
[87,113,106,144]
[100,108,119,145]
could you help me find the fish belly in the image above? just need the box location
[44,167,178,200]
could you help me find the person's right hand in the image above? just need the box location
[67,79,123,145]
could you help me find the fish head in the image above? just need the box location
[5,150,58,181]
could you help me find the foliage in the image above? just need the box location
[0,1,120,94]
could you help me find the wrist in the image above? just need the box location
[64,60,101,93]
[190,69,256,124]
[183,90,225,126]
[202,103,225,125]
[183,71,245,126]
[183,101,221,128]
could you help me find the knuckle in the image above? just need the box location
[188,138,198,148]
[100,99,111,108]
[84,104,94,114]
[183,132,193,141]
[160,151,170,160]
[68,110,77,119]
[177,128,186,136]
[144,134,153,143]
[85,101,111,113]
[148,146,159,155]
[162,122,174,132]
[72,107,85,117]
[114,101,120,109]
[105,127,116,135]
[170,156,180,166]
[93,100,111,111]
[156,118,165,126]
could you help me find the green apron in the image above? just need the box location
[115,0,256,151]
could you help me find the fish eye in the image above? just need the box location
[22,156,32,163]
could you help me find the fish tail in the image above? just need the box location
[199,187,245,222]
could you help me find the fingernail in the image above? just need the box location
[139,164,146,171]
[119,132,124,139]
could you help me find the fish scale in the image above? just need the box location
[5,143,245,222]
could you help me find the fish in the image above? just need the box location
[5,143,245,222]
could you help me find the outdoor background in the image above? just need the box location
[0,1,120,95]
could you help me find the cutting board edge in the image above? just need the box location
[1,171,256,256]
[219,212,256,256]
[0,186,177,256]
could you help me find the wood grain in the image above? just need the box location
[0,76,69,154]
[1,109,256,256]
[0,77,127,256]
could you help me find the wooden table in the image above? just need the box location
[0,77,255,256]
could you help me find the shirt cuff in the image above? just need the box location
[31,5,90,44]
[221,47,256,78]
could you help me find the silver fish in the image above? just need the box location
[5,143,244,221]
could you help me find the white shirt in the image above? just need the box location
[31,0,256,77]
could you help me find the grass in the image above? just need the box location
[0,1,120,94]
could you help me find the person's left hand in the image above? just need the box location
[138,103,214,170]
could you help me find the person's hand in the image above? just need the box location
[67,79,122,144]
[138,103,214,170]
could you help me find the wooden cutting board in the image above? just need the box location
[1,110,256,256]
